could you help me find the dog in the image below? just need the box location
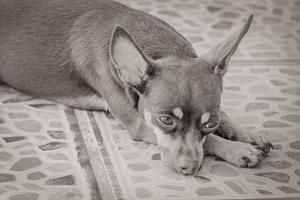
[0,0,272,175]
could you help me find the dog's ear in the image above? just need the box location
[109,25,153,93]
[203,15,253,75]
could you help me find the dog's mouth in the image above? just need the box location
[158,148,203,175]
[175,162,200,175]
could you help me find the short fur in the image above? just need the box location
[0,0,272,175]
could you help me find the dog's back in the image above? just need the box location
[0,0,196,98]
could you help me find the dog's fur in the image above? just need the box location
[0,0,272,175]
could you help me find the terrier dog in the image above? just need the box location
[0,0,272,175]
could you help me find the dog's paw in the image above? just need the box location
[249,135,273,154]
[141,127,157,145]
[226,142,266,168]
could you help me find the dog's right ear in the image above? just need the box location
[202,15,253,76]
[109,25,154,93]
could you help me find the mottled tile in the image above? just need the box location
[246,178,266,185]
[157,10,180,17]
[267,160,292,169]
[46,152,68,161]
[39,142,67,151]
[0,174,16,182]
[3,136,25,143]
[290,140,300,150]
[245,102,269,112]
[270,80,287,86]
[212,20,233,29]
[27,171,46,180]
[196,187,224,196]
[48,189,83,200]
[263,120,290,128]
[256,189,273,195]
[279,68,300,76]
[281,87,300,95]
[131,176,151,183]
[276,186,300,193]
[278,105,299,112]
[255,172,290,183]
[10,157,41,171]
[8,113,29,119]
[256,97,286,101]
[47,130,66,139]
[122,152,140,160]
[249,84,272,94]
[258,130,288,142]
[49,121,63,128]
[0,152,12,161]
[45,175,75,185]
[263,111,278,117]
[0,127,13,134]
[22,182,44,190]
[281,114,300,124]
[127,163,151,171]
[285,151,300,161]
[9,193,39,200]
[15,120,42,133]
[46,163,72,173]
[157,184,185,191]
[224,181,247,194]
[210,164,239,177]
[135,187,153,199]
[151,153,161,160]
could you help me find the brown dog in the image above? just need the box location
[0,0,272,175]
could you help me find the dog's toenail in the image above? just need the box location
[251,142,257,146]
[242,156,251,167]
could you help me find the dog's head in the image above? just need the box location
[109,16,253,175]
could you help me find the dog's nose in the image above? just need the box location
[179,161,198,175]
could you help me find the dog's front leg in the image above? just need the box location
[204,134,266,167]
[216,110,273,154]
[76,63,157,144]
[103,82,157,144]
[90,72,157,144]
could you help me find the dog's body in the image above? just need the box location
[0,0,272,175]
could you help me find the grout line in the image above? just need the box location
[89,111,125,200]
[75,109,117,200]
[64,108,103,200]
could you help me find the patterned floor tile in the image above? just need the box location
[1,0,300,200]
[0,89,91,200]
[117,0,300,60]
[75,63,300,200]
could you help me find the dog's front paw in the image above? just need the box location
[226,142,266,168]
[129,122,157,144]
[249,135,273,154]
[141,126,157,145]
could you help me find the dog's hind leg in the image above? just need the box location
[216,110,273,154]
[52,94,109,112]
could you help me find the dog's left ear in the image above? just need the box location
[109,25,153,93]
[203,15,253,75]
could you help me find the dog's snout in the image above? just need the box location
[179,160,198,175]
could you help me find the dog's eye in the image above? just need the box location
[201,121,219,135]
[159,116,174,126]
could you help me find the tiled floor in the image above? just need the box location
[116,0,300,61]
[0,93,91,200]
[1,0,300,200]
[86,63,300,200]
